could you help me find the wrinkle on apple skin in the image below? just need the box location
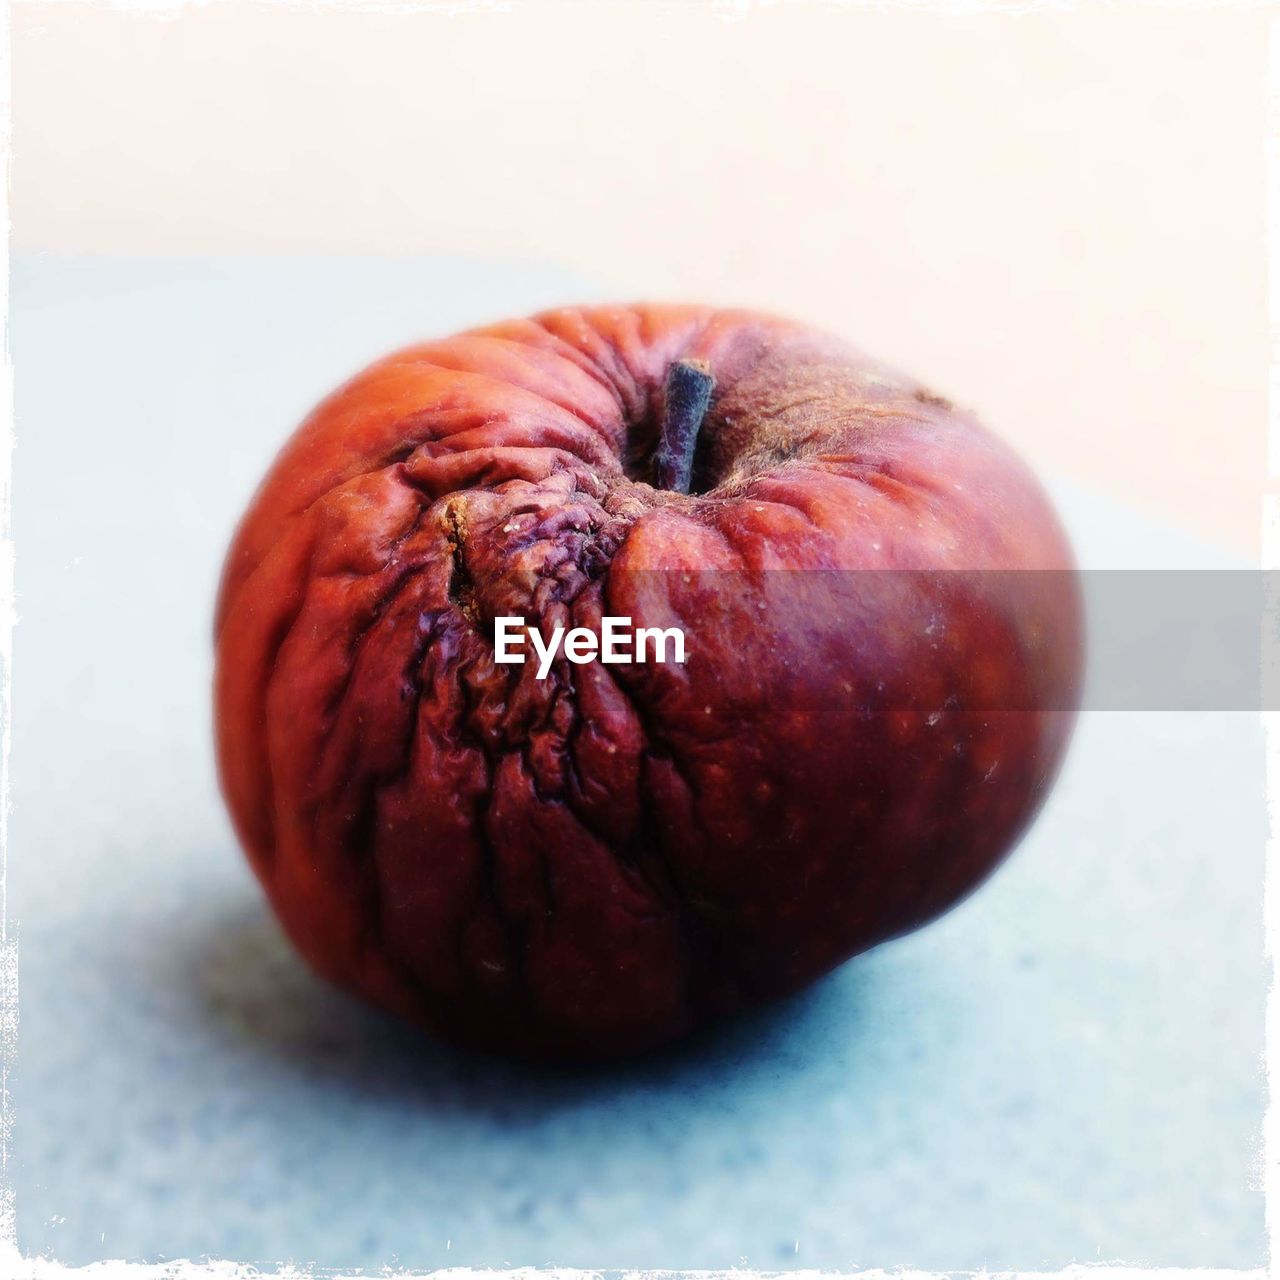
[214,303,1082,1061]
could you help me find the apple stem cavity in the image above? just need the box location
[654,358,715,494]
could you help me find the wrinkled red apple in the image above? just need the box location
[215,304,1081,1060]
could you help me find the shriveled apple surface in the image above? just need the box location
[9,257,1264,1269]
[214,298,1081,1060]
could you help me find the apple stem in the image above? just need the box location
[654,358,715,494]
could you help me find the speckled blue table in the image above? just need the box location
[10,256,1266,1272]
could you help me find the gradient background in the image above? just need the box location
[13,1,1268,557]
[7,1,1269,1272]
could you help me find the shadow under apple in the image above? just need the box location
[192,890,895,1119]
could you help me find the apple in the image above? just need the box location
[215,304,1081,1060]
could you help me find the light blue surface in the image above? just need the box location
[10,256,1266,1271]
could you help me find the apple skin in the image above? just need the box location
[215,304,1082,1060]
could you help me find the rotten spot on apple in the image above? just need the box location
[214,304,1083,1061]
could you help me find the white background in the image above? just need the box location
[12,1,1269,554]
